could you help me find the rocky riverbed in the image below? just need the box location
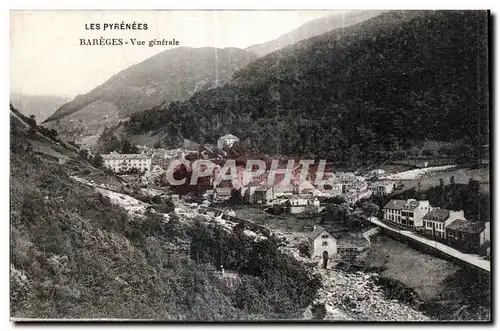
[303,267,430,321]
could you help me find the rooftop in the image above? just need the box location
[384,199,419,210]
[423,208,450,222]
[219,134,239,140]
[215,187,232,195]
[102,152,151,160]
[308,225,329,240]
[447,219,485,234]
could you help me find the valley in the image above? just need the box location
[10,9,491,322]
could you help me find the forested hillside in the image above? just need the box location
[126,11,489,166]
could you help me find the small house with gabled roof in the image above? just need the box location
[308,225,337,262]
[217,134,239,150]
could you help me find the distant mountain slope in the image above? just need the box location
[10,93,70,123]
[245,10,385,56]
[43,47,258,141]
[126,10,488,165]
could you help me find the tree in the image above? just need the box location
[28,114,37,128]
[323,196,346,205]
[121,139,139,154]
[450,175,456,186]
[48,129,58,140]
[92,153,104,168]
[478,241,490,257]
[359,201,380,218]
[233,221,245,237]
[79,149,90,160]
[228,141,247,158]
[228,188,243,205]
[298,241,311,258]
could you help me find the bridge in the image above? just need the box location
[369,217,490,273]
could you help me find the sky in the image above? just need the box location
[10,10,341,98]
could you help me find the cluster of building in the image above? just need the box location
[206,165,384,216]
[100,136,402,220]
[383,198,490,253]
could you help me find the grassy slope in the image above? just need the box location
[358,235,490,320]
[359,236,459,301]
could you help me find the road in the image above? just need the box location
[369,217,490,272]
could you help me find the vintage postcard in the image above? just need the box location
[9,9,491,322]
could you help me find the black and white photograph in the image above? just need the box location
[9,8,491,322]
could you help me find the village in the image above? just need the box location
[95,133,491,267]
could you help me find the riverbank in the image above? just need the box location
[304,267,430,321]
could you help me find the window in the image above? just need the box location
[322,242,328,246]
[321,234,328,239]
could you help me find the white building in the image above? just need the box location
[287,196,321,214]
[102,151,152,173]
[213,187,232,202]
[217,134,240,150]
[308,225,337,260]
[345,189,372,204]
[383,199,433,229]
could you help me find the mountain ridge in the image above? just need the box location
[245,10,385,57]
[10,93,70,123]
[42,47,259,143]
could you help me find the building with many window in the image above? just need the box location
[383,199,432,229]
[422,209,465,239]
[287,196,321,214]
[101,151,152,173]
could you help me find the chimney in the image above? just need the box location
[449,210,465,221]
[313,225,317,231]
